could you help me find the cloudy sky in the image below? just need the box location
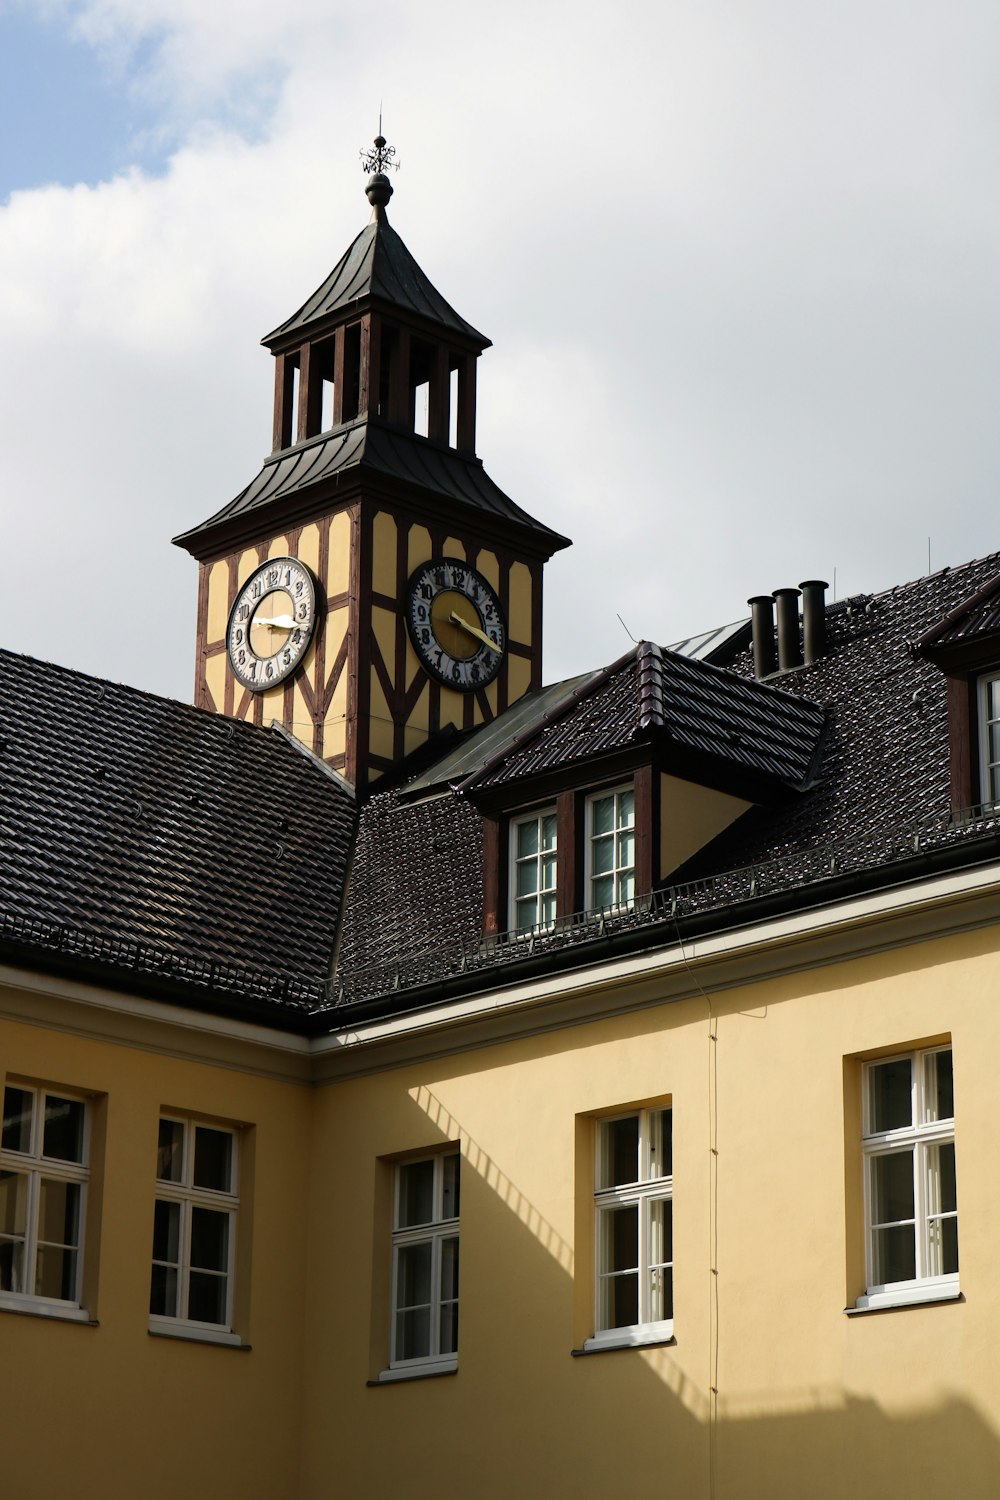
[2,0,1000,703]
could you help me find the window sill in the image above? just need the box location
[576,1323,675,1355]
[847,1284,963,1316]
[148,1319,248,1349]
[0,1294,97,1326]
[370,1360,458,1386]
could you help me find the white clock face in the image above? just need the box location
[227,557,317,692]
[405,559,507,691]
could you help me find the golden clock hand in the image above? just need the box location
[449,610,502,655]
[252,614,297,629]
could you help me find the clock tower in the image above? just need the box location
[174,138,569,791]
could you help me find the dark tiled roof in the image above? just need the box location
[467,641,826,792]
[327,551,1000,1009]
[173,418,569,553]
[0,651,356,1007]
[263,211,488,347]
[913,570,1000,652]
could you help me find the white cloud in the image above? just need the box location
[4,0,1000,701]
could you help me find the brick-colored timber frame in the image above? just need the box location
[193,497,546,791]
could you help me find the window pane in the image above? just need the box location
[516,860,539,897]
[651,1264,674,1322]
[540,853,557,889]
[193,1128,233,1193]
[2,1087,33,1153]
[516,819,538,858]
[601,1204,639,1274]
[617,870,635,905]
[871,1150,915,1225]
[190,1207,229,1273]
[440,1235,460,1301]
[599,1115,640,1189]
[868,1058,912,1133]
[515,896,538,931]
[397,1160,435,1228]
[395,1305,431,1362]
[990,722,1000,764]
[874,1223,916,1284]
[541,892,557,926]
[396,1241,433,1308]
[441,1156,460,1222]
[591,797,614,836]
[0,1237,25,1294]
[439,1300,459,1356]
[152,1199,180,1265]
[617,829,635,870]
[650,1198,673,1269]
[923,1050,954,1123]
[600,1271,638,1330]
[42,1096,85,1164]
[592,837,614,876]
[188,1270,228,1325]
[149,1263,178,1317]
[933,1216,960,1276]
[990,677,1000,719]
[157,1120,184,1183]
[592,874,613,908]
[650,1110,672,1178]
[541,815,557,852]
[38,1178,80,1249]
[617,791,635,828]
[35,1244,77,1301]
[928,1142,957,1216]
[0,1169,27,1236]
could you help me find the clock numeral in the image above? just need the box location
[292,628,302,645]
[234,628,244,647]
[237,649,246,665]
[238,604,250,623]
[297,603,308,621]
[251,580,262,599]
[420,628,431,645]
[295,580,304,596]
[283,649,291,667]
[266,568,279,587]
[248,661,257,680]
[265,662,274,680]
[284,569,292,586]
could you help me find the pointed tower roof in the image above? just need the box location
[263,159,489,352]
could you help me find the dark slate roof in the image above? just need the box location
[466,641,826,792]
[0,650,356,1016]
[263,210,488,348]
[173,418,569,553]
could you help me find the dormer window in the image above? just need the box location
[510,808,558,932]
[978,673,1000,805]
[587,786,635,911]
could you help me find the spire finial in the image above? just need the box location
[361,114,399,213]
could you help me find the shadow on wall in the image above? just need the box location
[337,1083,1000,1500]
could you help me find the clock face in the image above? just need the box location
[227,557,317,692]
[405,559,507,691]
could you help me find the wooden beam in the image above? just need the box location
[556,789,580,920]
[388,325,411,428]
[272,352,295,452]
[332,326,345,426]
[428,343,450,444]
[633,763,658,896]
[457,353,477,453]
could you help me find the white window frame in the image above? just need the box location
[509,805,558,934]
[585,1106,673,1351]
[0,1082,91,1322]
[384,1150,460,1380]
[149,1116,241,1347]
[978,672,1000,807]
[857,1045,959,1311]
[585,783,636,914]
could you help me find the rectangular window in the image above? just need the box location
[978,673,1000,806]
[389,1152,460,1374]
[0,1083,89,1318]
[150,1117,239,1341]
[587,785,635,911]
[510,808,557,932]
[859,1046,958,1310]
[587,1107,672,1350]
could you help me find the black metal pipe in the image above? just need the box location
[747,596,777,679]
[799,579,828,666]
[773,588,803,672]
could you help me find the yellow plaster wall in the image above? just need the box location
[298,925,1000,1500]
[206,561,230,644]
[328,511,352,597]
[508,560,532,646]
[204,653,227,713]
[660,774,752,878]
[0,1005,311,1500]
[372,512,397,597]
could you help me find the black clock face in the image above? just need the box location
[405,560,507,691]
[227,557,317,692]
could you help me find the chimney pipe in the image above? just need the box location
[773,588,803,672]
[748,595,777,679]
[799,579,828,666]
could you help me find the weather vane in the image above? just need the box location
[360,113,399,176]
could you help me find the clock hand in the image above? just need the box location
[449,610,502,655]
[252,614,297,629]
